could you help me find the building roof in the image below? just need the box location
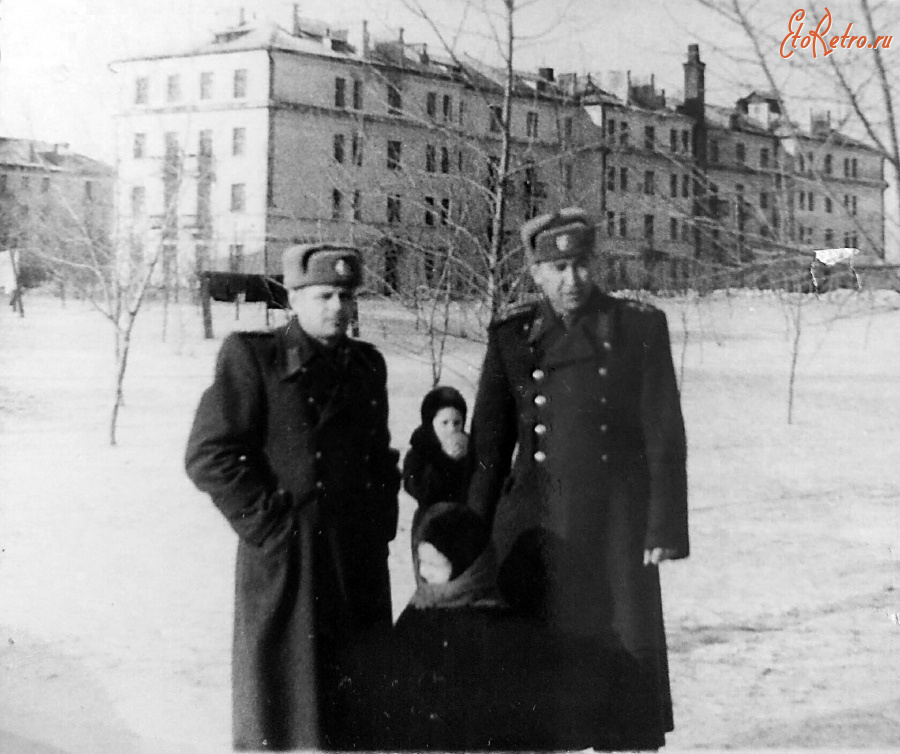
[0,138,112,176]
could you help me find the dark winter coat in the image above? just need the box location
[184,319,401,751]
[467,286,689,749]
[336,503,647,751]
[402,425,472,510]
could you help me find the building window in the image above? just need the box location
[426,91,437,118]
[442,95,452,122]
[200,71,213,100]
[682,130,690,153]
[166,74,181,102]
[670,217,678,240]
[760,148,770,168]
[808,191,814,211]
[199,129,213,157]
[709,139,719,163]
[458,98,466,126]
[620,167,628,191]
[607,166,615,192]
[825,228,833,246]
[799,154,806,173]
[352,79,363,110]
[164,132,179,162]
[843,231,850,246]
[232,127,246,157]
[843,157,850,177]
[736,143,745,163]
[0,174,7,195]
[825,196,833,213]
[775,173,782,189]
[824,154,832,174]
[41,177,50,194]
[563,117,573,143]
[425,144,436,173]
[335,77,346,108]
[387,140,402,170]
[231,183,246,212]
[760,191,768,209]
[489,105,502,133]
[133,133,146,159]
[331,188,342,220]
[387,194,401,223]
[670,129,678,152]
[135,76,149,104]
[851,195,858,215]
[619,213,628,238]
[643,214,654,240]
[424,196,435,226]
[851,158,858,178]
[82,181,93,202]
[619,121,629,147]
[352,190,362,221]
[526,111,539,138]
[644,125,655,150]
[458,149,464,173]
[670,173,678,198]
[606,211,615,237]
[807,152,814,172]
[440,146,450,174]
[387,82,402,114]
[440,198,450,225]
[233,69,247,98]
[334,134,345,164]
[607,120,616,139]
[351,132,363,166]
[681,174,689,198]
[643,171,655,195]
[131,185,146,215]
[797,191,805,211]
[564,163,573,191]
[228,245,244,273]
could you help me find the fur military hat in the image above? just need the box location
[416,504,490,580]
[282,243,362,289]
[520,207,595,263]
[420,385,468,427]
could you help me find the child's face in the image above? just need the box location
[432,406,464,442]
[417,542,453,585]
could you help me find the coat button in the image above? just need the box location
[315,480,325,490]
[366,481,374,490]
[601,454,609,462]
[534,450,547,463]
[307,396,316,405]
[603,341,612,351]
[532,369,546,381]
[534,395,547,407]
[314,450,323,460]
[600,396,608,405]
[600,424,608,433]
[534,423,547,435]
[370,399,378,407]
[598,367,608,377]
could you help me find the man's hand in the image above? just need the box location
[439,430,469,461]
[643,547,678,566]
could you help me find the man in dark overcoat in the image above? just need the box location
[467,208,689,750]
[185,244,401,751]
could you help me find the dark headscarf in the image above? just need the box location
[419,385,467,428]
[409,503,504,610]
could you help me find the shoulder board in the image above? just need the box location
[618,297,661,315]
[230,329,276,340]
[348,339,385,368]
[489,301,539,329]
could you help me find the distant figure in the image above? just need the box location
[467,207,690,750]
[185,243,401,751]
[402,385,472,518]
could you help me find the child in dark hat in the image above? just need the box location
[402,386,472,516]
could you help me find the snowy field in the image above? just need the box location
[1,288,900,752]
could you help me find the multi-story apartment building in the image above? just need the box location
[0,138,113,285]
[113,12,602,295]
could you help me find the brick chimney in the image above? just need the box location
[682,43,705,120]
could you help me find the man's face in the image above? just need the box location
[288,284,355,343]
[530,256,593,316]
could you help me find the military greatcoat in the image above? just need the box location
[468,286,688,748]
[185,320,400,751]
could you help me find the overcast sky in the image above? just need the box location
[0,0,878,162]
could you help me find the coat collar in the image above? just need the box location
[277,318,350,381]
[527,286,615,348]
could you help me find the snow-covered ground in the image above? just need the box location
[1,289,899,752]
